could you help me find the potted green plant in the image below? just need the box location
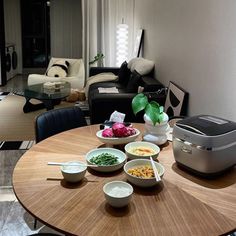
[89,53,105,66]
[132,93,168,125]
[132,93,169,145]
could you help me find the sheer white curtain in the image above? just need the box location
[82,0,135,78]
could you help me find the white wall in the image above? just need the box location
[134,0,236,121]
[50,0,82,59]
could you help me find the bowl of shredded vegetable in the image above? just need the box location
[124,159,165,187]
[86,148,127,172]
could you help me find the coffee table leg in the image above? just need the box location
[42,100,54,111]
[43,99,61,111]
[23,98,45,113]
[23,98,62,113]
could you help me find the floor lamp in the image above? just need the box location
[116,20,129,67]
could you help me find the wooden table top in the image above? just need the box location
[12,124,236,236]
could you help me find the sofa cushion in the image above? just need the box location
[46,60,69,77]
[126,70,142,93]
[118,61,131,85]
[128,57,154,75]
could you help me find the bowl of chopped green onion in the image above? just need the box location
[86,148,127,172]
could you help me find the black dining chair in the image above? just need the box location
[35,106,87,143]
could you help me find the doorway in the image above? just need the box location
[21,0,50,68]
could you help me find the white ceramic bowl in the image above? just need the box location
[125,141,160,160]
[103,181,133,207]
[61,161,87,183]
[86,148,127,172]
[124,159,165,187]
[96,128,140,145]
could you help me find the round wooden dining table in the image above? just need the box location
[13,124,236,236]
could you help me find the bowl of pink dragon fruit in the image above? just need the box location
[96,123,140,145]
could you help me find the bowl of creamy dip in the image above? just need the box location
[103,181,133,208]
[61,161,87,183]
[124,141,160,160]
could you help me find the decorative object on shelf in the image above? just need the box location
[132,93,169,145]
[89,53,105,67]
[133,29,144,57]
[164,81,188,117]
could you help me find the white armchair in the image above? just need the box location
[28,57,85,89]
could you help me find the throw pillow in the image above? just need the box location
[118,61,131,85]
[126,70,142,93]
[46,60,69,77]
[128,57,155,75]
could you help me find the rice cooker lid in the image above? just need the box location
[176,115,236,136]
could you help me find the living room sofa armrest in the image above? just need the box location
[28,74,83,90]
[89,67,120,76]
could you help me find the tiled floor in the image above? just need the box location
[0,74,28,93]
[0,75,63,235]
[0,188,63,236]
[0,148,63,235]
[0,149,63,235]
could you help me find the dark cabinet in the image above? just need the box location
[21,0,50,68]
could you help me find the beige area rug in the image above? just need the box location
[0,94,75,141]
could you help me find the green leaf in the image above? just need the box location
[145,102,165,125]
[158,112,164,123]
[159,106,164,113]
[132,93,165,125]
[145,103,161,125]
[132,93,148,115]
[149,100,160,108]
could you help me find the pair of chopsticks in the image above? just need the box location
[48,162,98,167]
[150,157,161,182]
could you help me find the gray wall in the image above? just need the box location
[50,0,82,59]
[134,0,236,121]
[4,0,22,74]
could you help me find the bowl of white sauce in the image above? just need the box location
[103,181,133,208]
[61,161,87,183]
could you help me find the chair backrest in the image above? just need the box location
[35,106,87,143]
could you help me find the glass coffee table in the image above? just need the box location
[14,82,71,113]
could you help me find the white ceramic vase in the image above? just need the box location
[143,113,170,145]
